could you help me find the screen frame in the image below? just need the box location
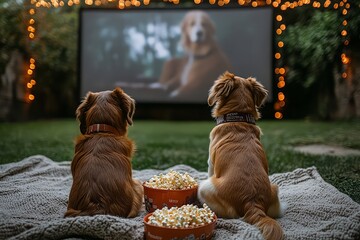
[77,5,275,119]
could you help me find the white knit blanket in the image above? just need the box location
[0,155,359,240]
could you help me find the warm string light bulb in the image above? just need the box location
[341,53,350,65]
[275,111,283,119]
[118,0,125,8]
[272,2,279,8]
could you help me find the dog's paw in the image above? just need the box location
[279,200,287,217]
[267,197,287,218]
[170,89,180,97]
[149,82,167,90]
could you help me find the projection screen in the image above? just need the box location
[79,8,273,103]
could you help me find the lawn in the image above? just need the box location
[0,119,359,203]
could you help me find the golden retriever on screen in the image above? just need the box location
[65,88,143,218]
[158,10,232,101]
[198,72,285,240]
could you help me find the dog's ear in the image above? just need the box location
[76,92,96,135]
[248,77,268,107]
[208,71,236,106]
[181,15,191,51]
[112,88,135,126]
[203,12,215,36]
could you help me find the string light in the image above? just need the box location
[339,0,350,83]
[26,8,37,103]
[274,3,286,120]
[27,0,352,120]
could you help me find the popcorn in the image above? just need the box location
[147,204,216,228]
[144,170,198,190]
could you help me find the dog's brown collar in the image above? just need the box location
[86,124,119,135]
[216,113,256,125]
[193,48,213,59]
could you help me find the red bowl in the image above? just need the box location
[144,212,217,240]
[143,184,198,212]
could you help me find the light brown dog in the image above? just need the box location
[158,10,232,101]
[65,88,143,218]
[198,72,285,240]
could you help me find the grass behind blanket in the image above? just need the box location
[0,120,359,203]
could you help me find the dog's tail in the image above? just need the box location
[243,203,284,240]
[64,205,105,218]
[64,208,82,218]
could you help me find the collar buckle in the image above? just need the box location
[216,113,256,125]
[86,124,119,135]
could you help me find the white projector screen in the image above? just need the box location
[80,7,273,103]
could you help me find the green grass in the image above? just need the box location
[0,120,359,203]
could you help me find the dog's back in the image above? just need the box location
[209,123,270,211]
[65,134,135,217]
[65,88,143,218]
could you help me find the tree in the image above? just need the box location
[30,7,78,118]
[0,1,79,119]
[0,1,28,120]
[279,3,360,119]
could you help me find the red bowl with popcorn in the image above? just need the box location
[143,204,217,240]
[143,170,198,213]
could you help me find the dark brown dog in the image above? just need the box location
[65,88,143,218]
[198,72,285,240]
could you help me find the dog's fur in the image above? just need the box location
[158,10,232,100]
[64,88,143,218]
[198,72,285,240]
